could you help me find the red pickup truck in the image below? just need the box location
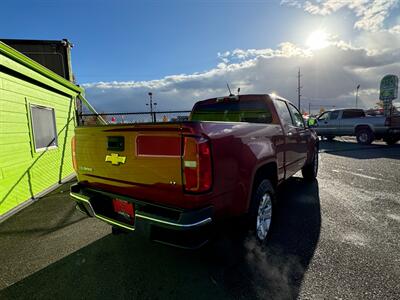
[70,94,319,248]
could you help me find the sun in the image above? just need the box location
[306,29,330,50]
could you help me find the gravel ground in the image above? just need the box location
[0,138,399,299]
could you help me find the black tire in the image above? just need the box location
[302,147,318,181]
[356,128,374,145]
[248,179,275,244]
[383,137,399,145]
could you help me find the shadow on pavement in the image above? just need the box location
[0,178,320,300]
[0,182,85,237]
[319,140,400,160]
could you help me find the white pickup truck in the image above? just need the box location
[313,108,400,145]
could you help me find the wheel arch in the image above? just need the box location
[246,160,278,212]
[306,134,319,165]
[354,124,373,134]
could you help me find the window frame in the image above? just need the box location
[29,103,58,152]
[317,112,329,121]
[287,103,305,128]
[274,99,294,127]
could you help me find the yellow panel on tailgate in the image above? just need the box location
[75,125,183,188]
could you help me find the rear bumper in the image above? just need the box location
[70,183,213,248]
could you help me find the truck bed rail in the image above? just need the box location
[78,110,191,126]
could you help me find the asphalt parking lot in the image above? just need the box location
[0,138,399,300]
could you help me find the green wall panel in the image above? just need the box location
[0,51,79,217]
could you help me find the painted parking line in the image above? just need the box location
[330,169,394,182]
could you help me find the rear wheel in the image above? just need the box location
[249,179,275,244]
[302,147,318,180]
[356,128,374,145]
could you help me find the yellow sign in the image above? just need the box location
[105,153,126,165]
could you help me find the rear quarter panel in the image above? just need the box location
[195,121,284,216]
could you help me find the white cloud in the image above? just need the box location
[389,25,400,33]
[280,0,302,8]
[80,1,400,115]
[216,43,313,64]
[355,24,400,53]
[83,39,400,114]
[282,0,399,32]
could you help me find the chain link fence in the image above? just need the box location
[78,110,191,126]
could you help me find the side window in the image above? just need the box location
[342,110,365,119]
[342,110,352,119]
[30,105,58,151]
[239,100,273,123]
[330,111,339,120]
[288,103,305,128]
[356,110,365,118]
[317,112,329,121]
[274,99,293,126]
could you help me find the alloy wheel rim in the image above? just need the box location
[360,132,368,143]
[256,193,272,241]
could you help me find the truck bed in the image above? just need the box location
[73,120,283,211]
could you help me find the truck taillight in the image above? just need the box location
[71,136,77,171]
[182,136,212,193]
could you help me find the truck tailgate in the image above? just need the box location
[74,123,187,205]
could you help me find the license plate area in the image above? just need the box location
[112,198,135,225]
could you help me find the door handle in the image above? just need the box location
[324,121,328,124]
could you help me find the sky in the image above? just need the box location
[1,0,400,113]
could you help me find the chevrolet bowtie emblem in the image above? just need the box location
[105,153,126,165]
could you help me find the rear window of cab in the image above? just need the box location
[190,99,273,123]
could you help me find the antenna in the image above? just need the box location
[227,83,233,96]
[237,87,240,95]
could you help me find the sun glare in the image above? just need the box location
[306,30,330,50]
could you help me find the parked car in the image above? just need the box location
[313,108,400,145]
[70,94,319,248]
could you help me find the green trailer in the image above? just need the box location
[0,40,99,221]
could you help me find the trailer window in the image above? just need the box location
[191,100,273,123]
[30,105,58,151]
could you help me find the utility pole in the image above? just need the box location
[146,92,157,122]
[297,68,302,111]
[355,84,360,108]
[308,102,311,115]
